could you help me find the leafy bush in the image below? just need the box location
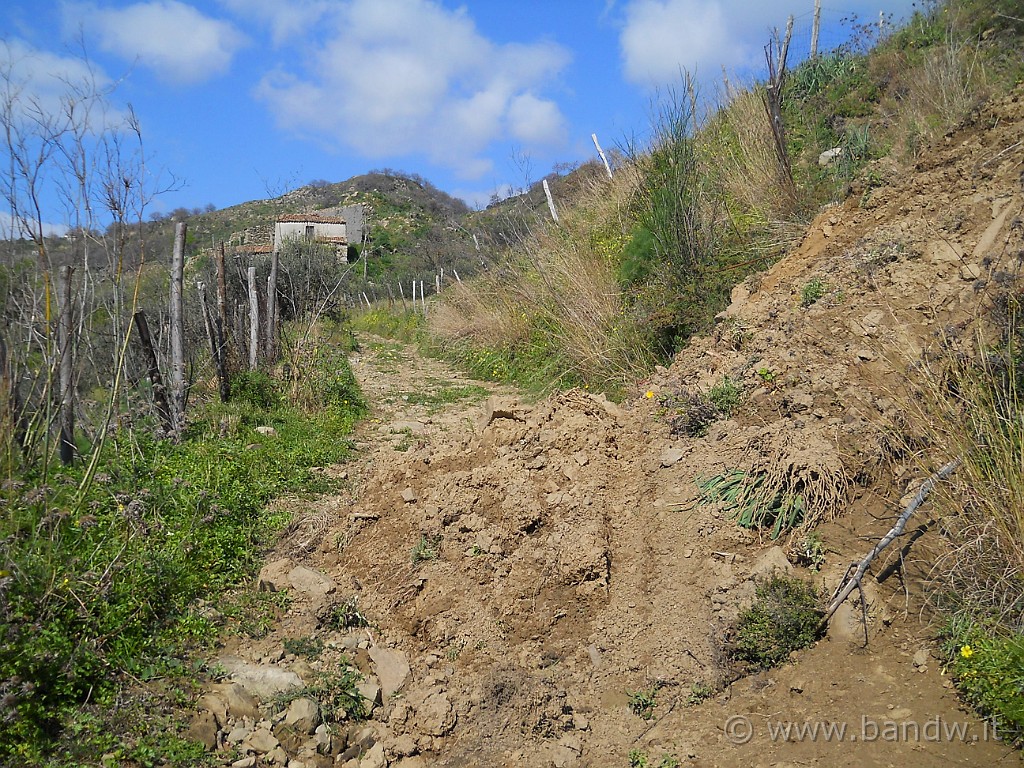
[942,618,1024,745]
[230,369,280,409]
[733,576,823,669]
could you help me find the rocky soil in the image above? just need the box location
[183,86,1024,767]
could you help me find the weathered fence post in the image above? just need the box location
[198,281,230,402]
[247,265,259,370]
[542,179,559,223]
[592,133,613,179]
[267,249,279,362]
[169,221,187,434]
[216,242,229,343]
[810,0,822,58]
[132,310,174,435]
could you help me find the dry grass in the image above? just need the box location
[902,321,1024,629]
[429,168,654,389]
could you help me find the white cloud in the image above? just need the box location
[619,0,746,87]
[65,0,246,84]
[0,39,119,129]
[618,0,925,89]
[254,0,570,180]
[217,0,332,46]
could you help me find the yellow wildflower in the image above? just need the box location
[960,645,974,659]
[645,390,655,399]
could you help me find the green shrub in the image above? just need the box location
[942,619,1024,745]
[230,370,280,409]
[800,278,827,307]
[733,576,823,669]
[707,376,743,416]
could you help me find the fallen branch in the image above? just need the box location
[819,458,961,631]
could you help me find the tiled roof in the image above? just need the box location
[277,213,346,224]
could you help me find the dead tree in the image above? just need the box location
[267,249,280,363]
[763,16,795,194]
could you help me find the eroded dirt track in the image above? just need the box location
[193,87,1024,768]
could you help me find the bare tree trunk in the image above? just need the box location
[198,281,230,402]
[248,265,259,370]
[234,300,245,363]
[169,221,187,433]
[267,249,280,363]
[132,310,174,436]
[58,265,75,465]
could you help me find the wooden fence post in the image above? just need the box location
[198,281,230,402]
[542,179,559,223]
[247,265,259,370]
[810,0,822,58]
[267,249,279,362]
[132,310,174,435]
[763,17,796,193]
[169,221,187,434]
[592,133,613,179]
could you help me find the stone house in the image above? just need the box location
[273,213,349,261]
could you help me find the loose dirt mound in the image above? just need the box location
[191,88,1024,767]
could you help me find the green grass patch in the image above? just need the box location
[0,349,365,762]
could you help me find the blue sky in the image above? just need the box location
[2,0,921,223]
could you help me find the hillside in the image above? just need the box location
[175,85,1024,767]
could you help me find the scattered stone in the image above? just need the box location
[186,710,219,751]
[818,147,844,166]
[265,745,289,764]
[285,696,321,734]
[226,725,252,744]
[231,757,256,768]
[856,348,876,361]
[913,649,930,668]
[257,558,293,592]
[401,487,418,503]
[960,263,982,280]
[390,420,426,434]
[357,678,383,709]
[415,692,456,736]
[243,727,280,754]
[288,565,337,597]
[659,447,686,467]
[360,742,387,768]
[255,425,277,437]
[391,733,419,757]
[219,656,304,699]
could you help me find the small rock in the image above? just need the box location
[196,692,228,725]
[219,657,304,699]
[186,710,219,750]
[257,558,293,592]
[226,725,252,744]
[231,757,256,768]
[243,727,279,754]
[659,447,686,467]
[265,745,288,764]
[369,647,411,700]
[288,565,336,597]
[818,146,844,166]
[415,692,455,736]
[255,425,277,437]
[285,696,321,734]
[391,734,418,757]
[912,649,930,668]
[856,348,875,362]
[748,546,793,580]
[360,742,387,768]
[357,679,383,709]
[401,487,418,503]
[960,263,981,280]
